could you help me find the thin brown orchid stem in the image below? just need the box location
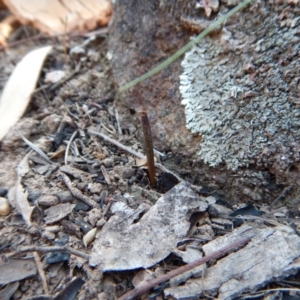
[140,111,156,187]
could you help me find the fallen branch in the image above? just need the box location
[118,236,251,300]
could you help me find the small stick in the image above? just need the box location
[101,165,112,185]
[118,237,251,300]
[60,172,99,208]
[88,129,146,159]
[33,251,49,295]
[65,130,78,166]
[115,108,123,135]
[18,132,52,164]
[88,129,203,190]
[5,245,89,260]
[139,111,156,187]
[270,185,293,209]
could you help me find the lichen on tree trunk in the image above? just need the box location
[108,0,300,212]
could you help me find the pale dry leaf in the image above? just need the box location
[44,203,76,224]
[0,258,37,285]
[89,182,208,271]
[0,45,52,141]
[3,0,112,35]
[14,154,34,226]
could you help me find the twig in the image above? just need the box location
[33,251,49,295]
[49,62,81,92]
[0,28,108,51]
[5,245,89,260]
[118,237,251,300]
[18,132,52,164]
[65,130,78,165]
[101,165,112,185]
[88,129,146,159]
[88,129,203,190]
[140,112,156,187]
[60,172,99,208]
[119,0,252,91]
[115,108,123,135]
[102,199,114,216]
[270,185,293,209]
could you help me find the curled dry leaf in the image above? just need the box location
[0,45,52,141]
[83,228,97,248]
[3,0,112,35]
[14,154,34,226]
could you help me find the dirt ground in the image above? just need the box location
[1,2,300,300]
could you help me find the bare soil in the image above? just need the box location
[1,2,300,300]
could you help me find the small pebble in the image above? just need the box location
[56,190,73,203]
[75,200,90,211]
[102,158,114,167]
[42,231,56,241]
[0,187,8,197]
[96,218,106,228]
[38,194,59,207]
[74,218,92,233]
[70,46,86,59]
[0,197,10,216]
[45,252,70,264]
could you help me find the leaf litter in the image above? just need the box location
[1,9,300,300]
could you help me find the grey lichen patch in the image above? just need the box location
[180,1,300,176]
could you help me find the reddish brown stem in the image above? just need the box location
[139,111,156,187]
[118,237,251,300]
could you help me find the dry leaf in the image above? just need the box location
[15,154,34,226]
[0,282,19,300]
[89,182,208,271]
[0,45,52,141]
[44,203,76,224]
[3,0,112,35]
[0,258,37,285]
